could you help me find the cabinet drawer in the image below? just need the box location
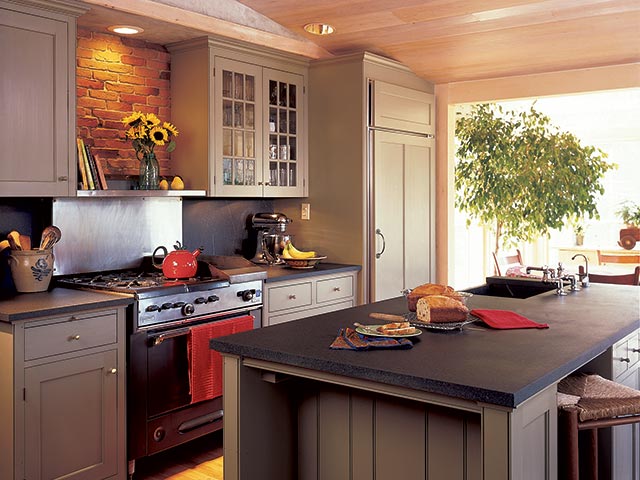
[613,330,640,379]
[24,312,118,361]
[268,282,312,313]
[317,275,353,304]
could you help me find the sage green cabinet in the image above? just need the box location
[0,306,127,480]
[0,0,84,197]
[168,37,308,198]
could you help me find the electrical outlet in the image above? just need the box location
[301,203,310,220]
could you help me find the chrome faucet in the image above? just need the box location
[571,253,589,287]
[526,262,579,295]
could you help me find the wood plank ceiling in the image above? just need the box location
[78,0,640,84]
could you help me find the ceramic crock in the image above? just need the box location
[9,249,54,293]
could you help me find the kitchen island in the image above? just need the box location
[211,284,639,480]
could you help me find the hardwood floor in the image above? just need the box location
[133,431,224,480]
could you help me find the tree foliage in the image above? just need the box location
[455,103,615,253]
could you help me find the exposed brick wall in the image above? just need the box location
[76,28,173,178]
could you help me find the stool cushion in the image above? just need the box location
[558,374,640,422]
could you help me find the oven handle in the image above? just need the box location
[150,327,190,346]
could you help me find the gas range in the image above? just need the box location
[56,256,266,329]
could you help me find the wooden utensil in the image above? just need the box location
[368,312,406,322]
[19,234,31,250]
[7,231,22,250]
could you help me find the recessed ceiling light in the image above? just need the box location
[303,23,335,36]
[107,25,144,35]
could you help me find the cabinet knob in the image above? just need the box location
[109,368,117,375]
[69,334,80,341]
[621,357,631,363]
[288,294,296,300]
[58,176,68,181]
[333,287,341,292]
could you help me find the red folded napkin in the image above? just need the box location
[470,309,549,329]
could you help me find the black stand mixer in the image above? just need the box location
[250,212,293,265]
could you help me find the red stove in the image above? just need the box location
[56,255,265,478]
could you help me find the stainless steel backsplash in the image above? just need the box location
[52,197,182,275]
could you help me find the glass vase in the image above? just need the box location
[139,152,159,190]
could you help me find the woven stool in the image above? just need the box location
[557,374,640,480]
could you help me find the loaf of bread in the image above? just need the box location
[376,322,417,335]
[415,295,468,323]
[406,283,458,311]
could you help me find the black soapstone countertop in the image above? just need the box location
[0,288,134,322]
[211,283,640,408]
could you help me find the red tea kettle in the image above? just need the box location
[152,241,203,279]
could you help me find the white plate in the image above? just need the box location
[355,324,422,338]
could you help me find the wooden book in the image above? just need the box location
[76,138,88,190]
[93,153,109,190]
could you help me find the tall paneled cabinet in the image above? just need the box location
[0,0,84,197]
[275,53,435,303]
[168,37,309,197]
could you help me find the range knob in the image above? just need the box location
[194,297,207,304]
[145,304,160,312]
[182,303,195,315]
[173,302,186,308]
[161,302,173,310]
[207,295,220,303]
[239,290,254,301]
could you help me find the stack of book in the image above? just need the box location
[77,138,108,190]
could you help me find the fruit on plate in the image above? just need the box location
[282,241,316,259]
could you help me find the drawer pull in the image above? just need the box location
[288,294,297,300]
[632,348,640,353]
[69,335,80,341]
[333,287,341,292]
[109,368,117,375]
[621,357,631,363]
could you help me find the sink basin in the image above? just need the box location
[463,277,556,299]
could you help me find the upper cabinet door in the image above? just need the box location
[372,81,434,135]
[214,57,264,197]
[263,68,305,198]
[0,5,74,197]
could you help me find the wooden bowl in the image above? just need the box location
[281,256,327,269]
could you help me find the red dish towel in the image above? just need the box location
[470,309,549,329]
[187,315,254,404]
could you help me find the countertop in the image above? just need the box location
[0,288,133,322]
[211,284,640,408]
[261,262,361,282]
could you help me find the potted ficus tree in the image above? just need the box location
[455,103,615,264]
[615,201,640,249]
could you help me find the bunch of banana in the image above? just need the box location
[282,241,316,259]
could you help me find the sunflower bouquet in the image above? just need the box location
[122,112,179,160]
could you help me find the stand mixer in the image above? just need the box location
[250,212,293,265]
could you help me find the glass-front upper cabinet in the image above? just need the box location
[214,59,305,197]
[215,58,263,196]
[263,68,304,197]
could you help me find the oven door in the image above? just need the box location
[128,309,260,460]
[146,311,256,417]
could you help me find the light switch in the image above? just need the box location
[301,203,310,220]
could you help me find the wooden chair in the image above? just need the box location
[558,374,640,480]
[492,249,523,276]
[597,250,640,265]
[579,265,640,286]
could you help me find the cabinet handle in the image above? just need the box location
[58,176,68,181]
[69,334,80,341]
[375,229,386,259]
[621,357,631,363]
[288,294,296,300]
[109,368,117,375]
[632,348,640,353]
[333,287,341,292]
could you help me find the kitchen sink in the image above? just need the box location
[463,276,556,299]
